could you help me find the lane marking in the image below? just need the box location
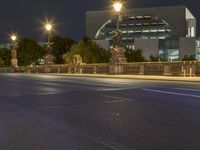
[142,88,200,98]
[173,88,200,92]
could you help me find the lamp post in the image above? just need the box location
[113,1,123,31]
[45,23,52,48]
[112,0,124,48]
[10,34,18,68]
[109,0,127,74]
[43,22,54,65]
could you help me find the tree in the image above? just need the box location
[182,55,196,61]
[63,37,111,64]
[52,36,76,64]
[149,54,159,62]
[0,48,11,66]
[0,57,4,67]
[17,38,45,66]
[125,48,145,62]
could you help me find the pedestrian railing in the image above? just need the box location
[1,61,200,77]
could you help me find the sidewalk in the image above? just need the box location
[57,73,200,82]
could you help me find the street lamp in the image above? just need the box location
[109,0,127,74]
[43,22,54,65]
[11,35,17,50]
[11,35,17,42]
[45,23,52,45]
[10,34,18,68]
[113,0,123,30]
[112,0,124,48]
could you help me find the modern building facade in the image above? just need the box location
[86,5,199,61]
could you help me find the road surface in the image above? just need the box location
[0,73,200,150]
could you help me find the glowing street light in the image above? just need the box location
[43,21,55,65]
[110,0,127,68]
[11,35,17,42]
[10,34,18,68]
[113,1,123,30]
[45,23,52,32]
[45,23,53,44]
[11,34,17,51]
[113,1,123,12]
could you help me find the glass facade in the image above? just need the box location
[95,15,172,48]
[196,40,200,60]
[159,40,179,61]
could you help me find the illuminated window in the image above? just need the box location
[137,16,143,19]
[121,24,127,27]
[151,37,157,39]
[143,30,149,33]
[144,16,151,18]
[128,31,134,33]
[129,24,134,26]
[136,23,142,26]
[158,29,166,32]
[143,23,149,26]
[150,30,157,32]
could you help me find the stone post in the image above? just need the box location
[163,63,172,76]
[93,65,97,74]
[109,47,127,74]
[139,63,145,75]
[68,66,72,74]
[10,48,18,68]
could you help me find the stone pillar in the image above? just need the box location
[93,65,97,74]
[57,67,61,73]
[10,49,18,68]
[44,54,54,65]
[68,66,72,74]
[163,64,172,76]
[139,63,145,75]
[109,47,127,74]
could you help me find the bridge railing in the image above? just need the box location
[0,61,200,77]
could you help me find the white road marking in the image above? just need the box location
[142,88,200,98]
[102,95,134,102]
[173,88,200,92]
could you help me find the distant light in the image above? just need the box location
[113,2,123,12]
[11,35,17,41]
[45,24,52,32]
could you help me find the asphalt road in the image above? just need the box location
[0,73,200,150]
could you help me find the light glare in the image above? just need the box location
[11,35,17,41]
[45,24,52,32]
[113,2,123,12]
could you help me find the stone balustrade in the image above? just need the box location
[1,61,200,77]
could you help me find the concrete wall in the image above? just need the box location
[134,39,159,60]
[93,39,110,50]
[179,37,196,60]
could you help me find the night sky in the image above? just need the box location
[0,0,199,42]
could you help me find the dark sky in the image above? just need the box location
[0,0,199,42]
